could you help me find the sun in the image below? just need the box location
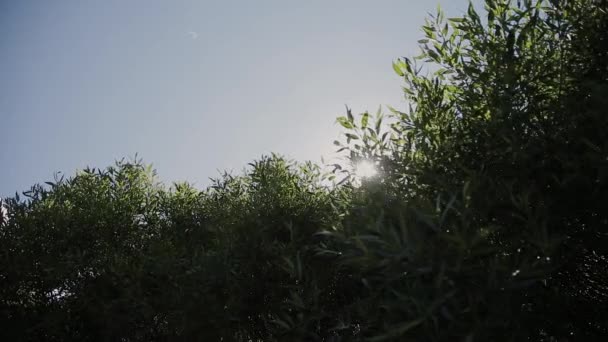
[355,160,377,179]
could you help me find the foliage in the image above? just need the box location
[333,0,608,340]
[1,0,607,340]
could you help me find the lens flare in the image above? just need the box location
[355,160,377,178]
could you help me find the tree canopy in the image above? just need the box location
[1,0,607,340]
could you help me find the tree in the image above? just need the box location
[332,0,608,339]
[1,0,607,341]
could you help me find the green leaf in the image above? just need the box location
[422,25,435,37]
[346,106,354,122]
[448,17,465,22]
[427,49,440,61]
[345,133,359,141]
[337,117,354,129]
[392,61,404,76]
[375,115,383,134]
[361,112,369,128]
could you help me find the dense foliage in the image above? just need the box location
[1,0,607,340]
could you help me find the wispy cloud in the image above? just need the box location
[187,31,198,40]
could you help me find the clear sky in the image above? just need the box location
[1,0,475,197]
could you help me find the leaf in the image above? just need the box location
[368,318,424,341]
[337,117,354,129]
[361,112,369,128]
[345,133,359,143]
[336,176,350,186]
[392,61,404,76]
[272,318,292,330]
[422,25,435,37]
[581,138,601,152]
[375,115,383,134]
[346,106,354,122]
[427,49,440,61]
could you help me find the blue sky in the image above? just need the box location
[0,0,475,197]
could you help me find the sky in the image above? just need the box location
[0,0,477,197]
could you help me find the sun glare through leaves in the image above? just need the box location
[355,160,377,179]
